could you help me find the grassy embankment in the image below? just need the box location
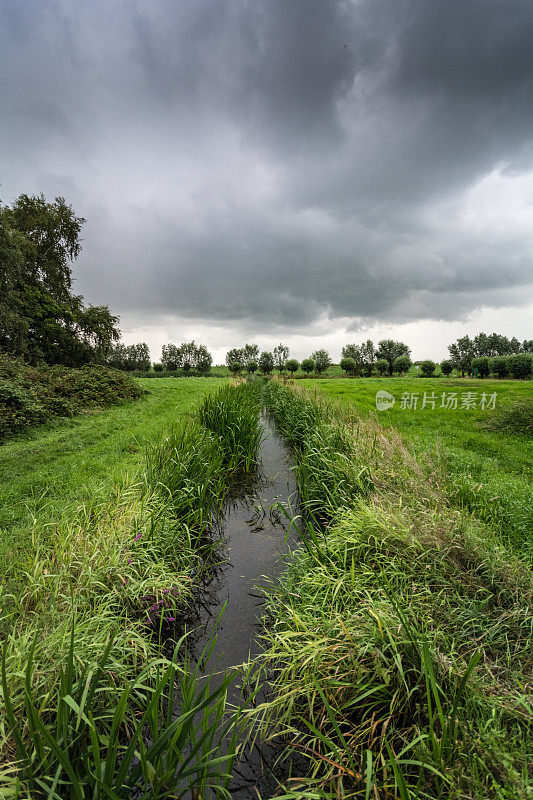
[0,377,220,561]
[260,381,532,800]
[0,379,271,797]
[299,377,533,561]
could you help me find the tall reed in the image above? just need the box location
[199,383,263,473]
[1,626,246,799]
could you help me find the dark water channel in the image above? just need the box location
[184,413,302,796]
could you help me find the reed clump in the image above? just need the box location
[199,382,263,472]
[260,381,533,800]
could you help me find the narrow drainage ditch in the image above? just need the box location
[181,412,304,797]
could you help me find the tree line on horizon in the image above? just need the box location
[2,194,531,378]
[106,333,532,379]
[109,333,533,377]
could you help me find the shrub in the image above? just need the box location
[0,380,46,440]
[301,358,315,375]
[286,359,299,374]
[471,356,490,377]
[153,362,164,372]
[490,356,509,378]
[375,358,388,375]
[51,365,144,407]
[247,360,258,374]
[228,361,242,376]
[420,359,436,377]
[0,354,144,441]
[393,355,411,375]
[440,359,454,376]
[340,357,356,375]
[507,353,532,379]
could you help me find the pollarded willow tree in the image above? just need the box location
[311,349,331,374]
[273,344,290,373]
[161,341,212,374]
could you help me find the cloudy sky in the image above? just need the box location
[1,0,532,362]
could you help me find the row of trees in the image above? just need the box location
[160,342,212,374]
[107,343,151,371]
[340,340,411,376]
[447,333,533,376]
[224,344,334,376]
[224,341,413,377]
[1,194,120,366]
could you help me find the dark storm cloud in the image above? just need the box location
[1,0,532,331]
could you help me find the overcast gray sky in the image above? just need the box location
[1,0,532,362]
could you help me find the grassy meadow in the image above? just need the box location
[259,380,532,800]
[0,374,532,799]
[0,377,222,562]
[0,377,278,798]
[300,376,533,560]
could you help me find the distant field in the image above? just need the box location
[302,376,533,558]
[0,377,223,559]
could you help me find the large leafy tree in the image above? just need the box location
[0,193,120,365]
[376,340,411,376]
[341,344,364,375]
[360,340,376,376]
[448,335,475,376]
[259,351,274,374]
[225,347,244,367]
[241,343,259,367]
[273,343,289,373]
[311,349,331,374]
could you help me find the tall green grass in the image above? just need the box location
[259,382,533,800]
[297,377,533,561]
[1,627,245,800]
[0,382,262,797]
[199,383,263,472]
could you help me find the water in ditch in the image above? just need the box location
[182,413,303,796]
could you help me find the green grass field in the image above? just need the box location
[260,381,533,800]
[301,376,533,558]
[0,377,223,559]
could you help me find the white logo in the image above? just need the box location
[375,390,395,411]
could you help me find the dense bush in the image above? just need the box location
[228,361,242,375]
[471,356,490,377]
[420,359,436,377]
[301,358,315,374]
[440,359,454,376]
[375,358,389,375]
[393,354,411,374]
[286,358,299,374]
[0,352,144,441]
[340,356,356,375]
[490,356,509,378]
[507,353,532,379]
